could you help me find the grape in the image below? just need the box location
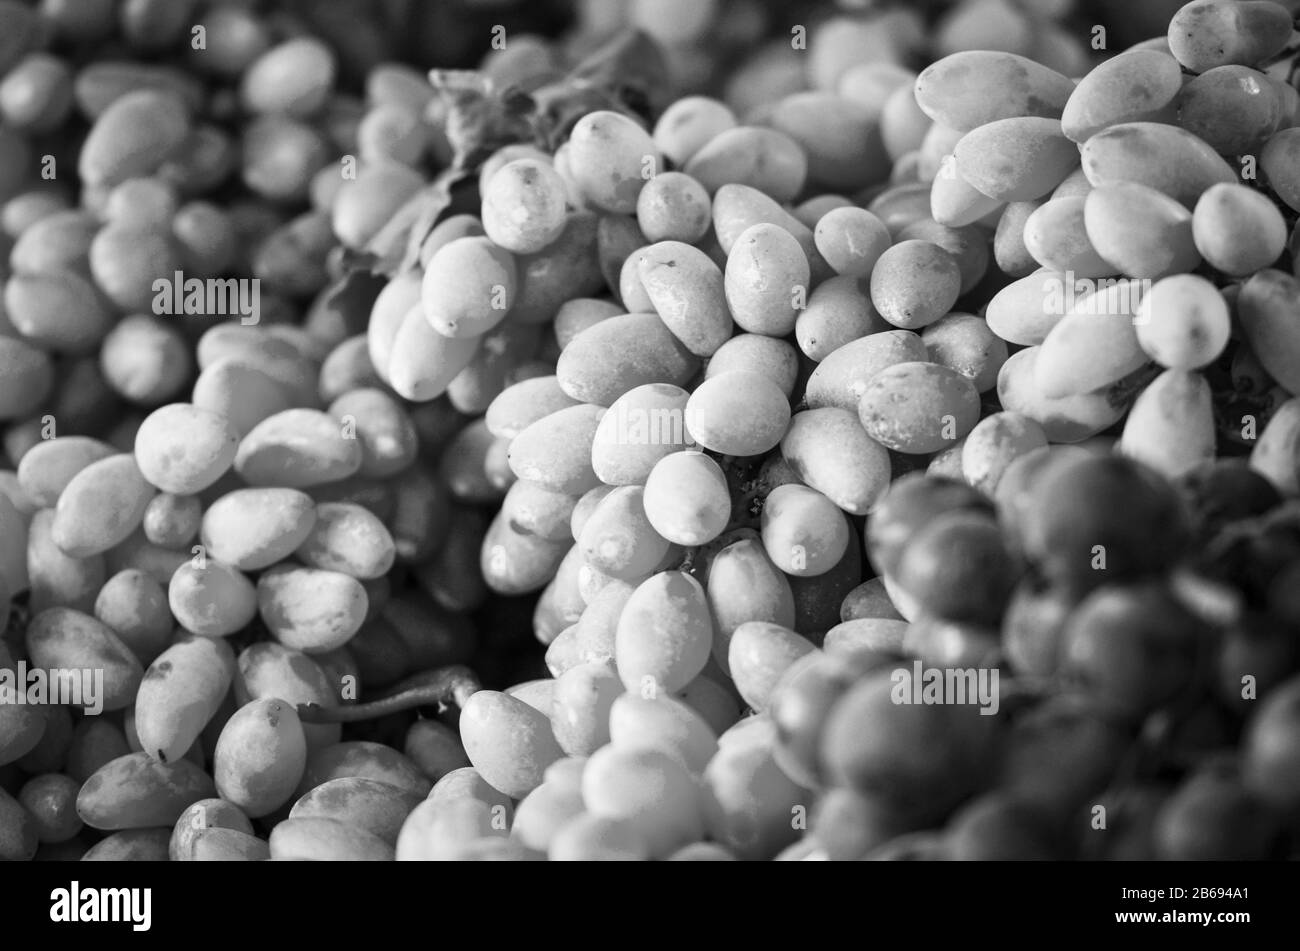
[480,509,568,596]
[582,745,703,858]
[840,578,905,623]
[75,753,215,831]
[769,92,890,191]
[794,276,886,362]
[548,814,650,861]
[706,536,796,673]
[780,407,891,515]
[996,347,1133,444]
[421,236,517,339]
[1134,274,1231,372]
[1261,128,1300,212]
[566,110,659,214]
[961,412,1049,496]
[507,212,605,325]
[639,240,733,355]
[727,621,817,713]
[684,371,790,457]
[167,558,255,638]
[1035,310,1147,400]
[702,732,810,860]
[1238,270,1300,396]
[257,564,367,654]
[870,240,961,330]
[1167,0,1294,73]
[954,117,1078,202]
[869,181,935,235]
[236,642,339,753]
[921,313,1008,393]
[615,571,713,694]
[758,482,850,579]
[550,661,622,758]
[946,793,1061,860]
[705,334,799,397]
[1178,65,1286,156]
[913,51,1074,132]
[805,329,928,412]
[929,160,1005,228]
[896,511,1018,625]
[858,361,980,454]
[579,485,669,581]
[1061,49,1184,143]
[1119,369,1216,478]
[652,95,737,167]
[1019,455,1191,598]
[556,312,698,407]
[897,219,990,295]
[505,403,604,495]
[819,665,999,822]
[1084,181,1202,279]
[642,450,730,546]
[213,698,306,818]
[1080,122,1236,209]
[169,798,254,861]
[1192,183,1289,276]
[24,607,141,712]
[1155,761,1280,860]
[481,159,567,255]
[608,694,719,774]
[684,126,807,203]
[984,268,1069,346]
[1022,197,1113,278]
[635,171,711,244]
[813,207,892,280]
[15,437,114,508]
[133,403,238,495]
[1250,397,1300,496]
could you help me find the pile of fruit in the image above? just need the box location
[1,0,1300,861]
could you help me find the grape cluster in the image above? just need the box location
[1,0,1300,862]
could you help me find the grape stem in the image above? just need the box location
[296,665,482,723]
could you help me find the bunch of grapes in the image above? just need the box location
[1,0,1299,862]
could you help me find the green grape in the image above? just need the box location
[1061,49,1184,143]
[579,485,669,581]
[582,744,703,858]
[550,661,623,758]
[548,813,650,861]
[1135,274,1231,369]
[684,126,807,203]
[840,577,905,622]
[897,219,990,295]
[1167,0,1294,73]
[921,313,1008,393]
[984,268,1069,346]
[15,436,114,507]
[780,407,892,515]
[652,95,738,167]
[635,171,711,244]
[485,376,579,441]
[953,117,1078,202]
[1080,121,1236,208]
[993,201,1044,277]
[269,817,393,861]
[1250,396,1300,495]
[823,617,909,657]
[813,206,892,279]
[760,483,850,577]
[1261,128,1300,212]
[552,299,622,349]
[945,793,1061,860]
[510,781,586,854]
[684,370,790,457]
[167,557,256,637]
[479,509,568,595]
[47,453,151,557]
[1154,762,1280,860]
[929,156,1005,228]
[500,480,578,543]
[556,312,698,407]
[1035,310,1146,400]
[913,51,1074,132]
[386,302,482,402]
[1022,197,1114,278]
[615,571,713,694]
[870,240,961,330]
[795,275,889,362]
[769,92,890,191]
[76,753,215,831]
[706,334,799,397]
[480,158,568,255]
[996,347,1131,444]
[805,329,928,412]
[506,403,604,494]
[895,510,1017,624]
[881,82,932,163]
[234,408,364,489]
[702,731,810,860]
[608,693,719,774]
[727,621,816,713]
[213,698,306,818]
[961,412,1049,495]
[141,492,202,548]
[1192,183,1289,276]
[191,359,292,441]
[420,236,517,338]
[23,607,140,713]
[257,564,368,653]
[858,361,980,454]
[1084,181,1202,279]
[639,240,733,355]
[133,402,238,495]
[566,110,660,214]
[1178,65,1286,156]
[508,212,605,325]
[723,223,810,338]
[868,182,933,236]
[1238,269,1300,396]
[27,508,105,614]
[705,536,796,673]
[236,642,340,753]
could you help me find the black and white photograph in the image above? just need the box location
[0,0,1297,930]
